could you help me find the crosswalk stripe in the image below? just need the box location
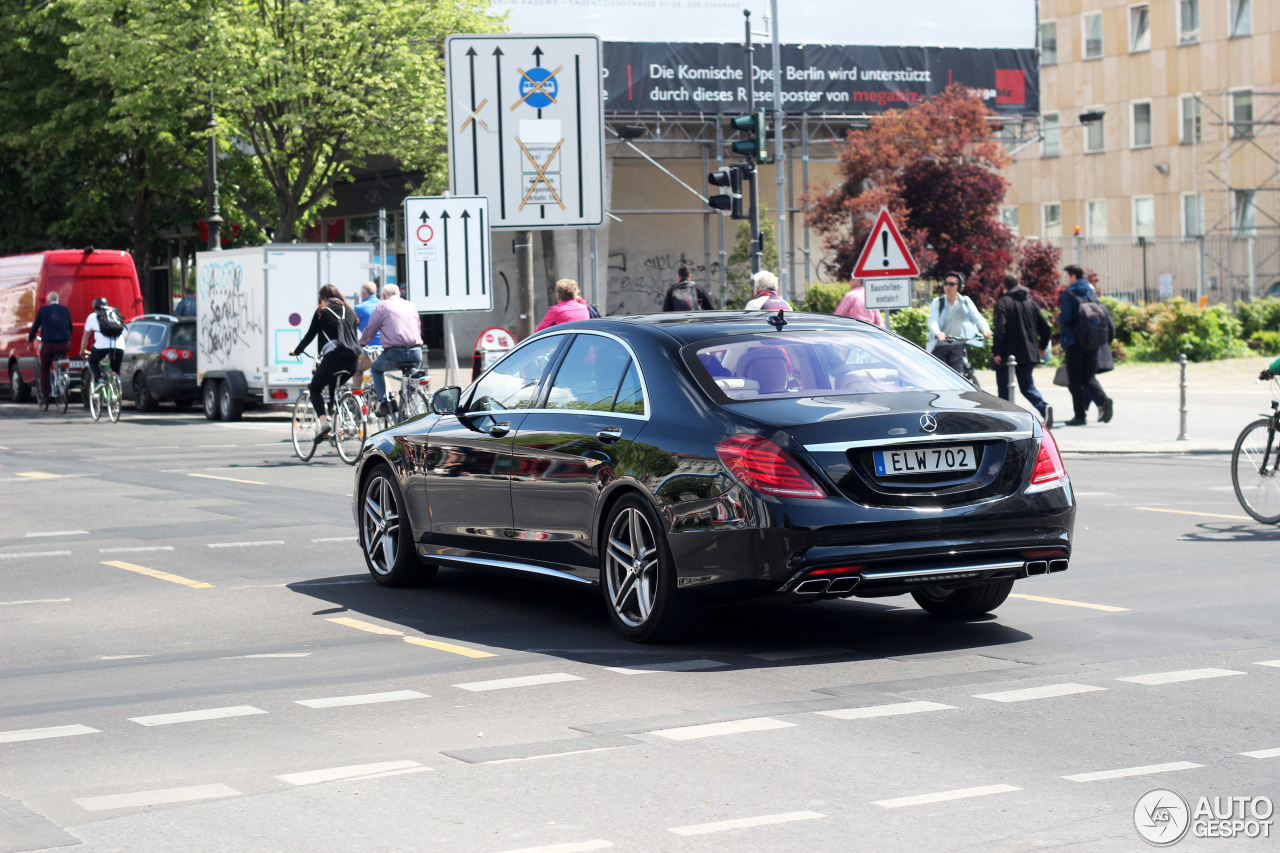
[650,718,795,741]
[75,784,239,811]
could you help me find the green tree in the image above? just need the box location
[724,206,779,309]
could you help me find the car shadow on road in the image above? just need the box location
[1178,521,1280,542]
[288,565,1033,669]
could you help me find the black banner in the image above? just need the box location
[603,43,1038,116]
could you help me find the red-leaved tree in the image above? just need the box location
[805,84,1016,307]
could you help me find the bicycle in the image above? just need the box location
[1231,373,1280,524]
[42,357,75,414]
[290,355,365,465]
[88,363,122,423]
[372,364,431,433]
[940,335,986,389]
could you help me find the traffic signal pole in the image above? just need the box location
[769,0,787,299]
[743,11,760,274]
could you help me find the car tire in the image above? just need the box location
[911,579,1014,618]
[9,361,30,402]
[218,382,244,421]
[203,380,222,421]
[358,464,437,587]
[134,375,158,411]
[601,494,703,643]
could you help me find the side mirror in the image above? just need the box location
[432,386,461,415]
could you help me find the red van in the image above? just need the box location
[1,249,144,401]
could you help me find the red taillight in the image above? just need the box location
[270,390,288,400]
[715,434,825,499]
[807,565,863,576]
[161,348,193,362]
[1025,549,1066,558]
[351,388,364,396]
[1029,428,1067,488]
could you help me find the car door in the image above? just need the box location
[118,323,149,388]
[418,334,567,558]
[511,333,649,573]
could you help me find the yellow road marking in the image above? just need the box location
[1010,593,1128,612]
[327,617,403,636]
[102,561,212,589]
[16,472,61,479]
[403,636,496,658]
[1134,506,1250,521]
[189,473,267,486]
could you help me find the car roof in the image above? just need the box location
[563,311,883,345]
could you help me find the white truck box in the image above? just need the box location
[196,243,376,420]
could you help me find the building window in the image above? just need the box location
[1131,101,1152,148]
[1043,203,1062,239]
[1230,0,1252,38]
[1040,21,1058,65]
[1235,190,1257,236]
[1129,5,1150,53]
[1042,113,1060,157]
[1232,90,1253,139]
[1087,200,1108,238]
[1083,11,1103,59]
[1178,0,1199,44]
[1133,197,1155,238]
[1085,112,1105,153]
[1182,193,1202,237]
[1180,95,1202,144]
[1000,206,1019,232]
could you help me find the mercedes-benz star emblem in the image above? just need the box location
[919,414,937,433]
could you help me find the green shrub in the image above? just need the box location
[1101,297,1166,346]
[1251,330,1280,355]
[1236,297,1280,338]
[889,305,930,347]
[1127,299,1250,362]
[800,281,847,314]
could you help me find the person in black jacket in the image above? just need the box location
[993,275,1053,427]
[663,266,714,312]
[27,291,73,403]
[290,284,359,438]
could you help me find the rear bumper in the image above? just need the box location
[148,373,200,400]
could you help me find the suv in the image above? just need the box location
[107,314,198,410]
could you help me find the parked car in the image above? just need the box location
[114,314,199,410]
[353,312,1076,642]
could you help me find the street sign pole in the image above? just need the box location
[743,12,760,274]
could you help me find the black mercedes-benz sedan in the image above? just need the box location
[353,312,1074,642]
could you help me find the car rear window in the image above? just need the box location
[688,330,974,400]
[170,322,196,347]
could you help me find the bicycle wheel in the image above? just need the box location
[334,393,366,465]
[89,382,103,421]
[55,371,69,414]
[291,392,318,461]
[1231,418,1280,524]
[401,387,430,420]
[107,376,121,423]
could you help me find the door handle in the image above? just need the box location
[596,426,623,444]
[486,421,511,438]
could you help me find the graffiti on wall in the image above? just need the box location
[606,251,723,314]
[198,260,263,361]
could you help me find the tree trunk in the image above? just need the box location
[130,149,154,313]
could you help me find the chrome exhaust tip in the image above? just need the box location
[794,578,831,594]
[1048,559,1069,572]
[1025,560,1049,576]
[825,577,860,594]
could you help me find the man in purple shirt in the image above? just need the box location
[359,283,424,416]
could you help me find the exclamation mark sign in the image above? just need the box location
[882,231,890,267]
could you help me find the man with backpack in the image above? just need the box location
[1059,264,1115,426]
[78,297,125,388]
[993,274,1053,426]
[663,266,714,312]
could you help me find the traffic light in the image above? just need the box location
[707,165,744,219]
[729,110,768,164]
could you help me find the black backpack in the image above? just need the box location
[324,305,361,354]
[95,305,125,338]
[669,281,701,312]
[1068,291,1114,351]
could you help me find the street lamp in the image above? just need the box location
[205,98,223,251]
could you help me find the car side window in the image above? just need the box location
[123,324,146,349]
[544,335,633,412]
[144,324,167,347]
[467,336,563,413]
[613,362,645,415]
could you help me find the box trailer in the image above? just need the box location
[195,244,376,420]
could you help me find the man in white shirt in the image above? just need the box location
[79,297,123,386]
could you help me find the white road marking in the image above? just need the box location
[1072,491,1115,496]
[311,536,357,543]
[1240,748,1280,759]
[747,648,848,661]
[1256,660,1280,668]
[973,683,1106,703]
[873,784,1022,808]
[97,655,149,660]
[221,653,311,659]
[669,811,825,835]
[482,747,622,765]
[1065,761,1202,782]
[295,690,428,709]
[605,659,726,674]
[189,473,267,485]
[74,784,239,811]
[0,724,100,743]
[24,530,88,537]
[129,706,267,726]
[819,701,955,720]
[0,551,71,560]
[276,760,427,786]
[0,598,71,606]
[455,673,583,692]
[207,540,285,548]
[493,842,612,853]
[99,546,175,553]
[1117,668,1245,685]
[650,717,796,741]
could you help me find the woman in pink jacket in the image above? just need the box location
[536,278,591,331]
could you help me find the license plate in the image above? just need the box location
[66,359,84,369]
[874,445,976,476]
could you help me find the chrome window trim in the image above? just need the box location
[805,431,1030,452]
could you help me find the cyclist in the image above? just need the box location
[359,283,424,418]
[79,297,123,389]
[27,291,73,403]
[927,272,991,375]
[1262,356,1280,381]
[290,284,360,439]
[352,280,380,389]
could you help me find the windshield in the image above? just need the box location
[687,329,974,401]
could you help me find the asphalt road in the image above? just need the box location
[1,402,1276,853]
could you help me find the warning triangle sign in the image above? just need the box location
[852,207,920,278]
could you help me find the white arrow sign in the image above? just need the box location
[446,34,604,230]
[403,195,492,313]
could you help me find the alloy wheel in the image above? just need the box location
[604,507,660,628]
[362,475,400,577]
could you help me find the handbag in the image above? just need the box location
[1096,342,1115,373]
[1053,365,1070,387]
